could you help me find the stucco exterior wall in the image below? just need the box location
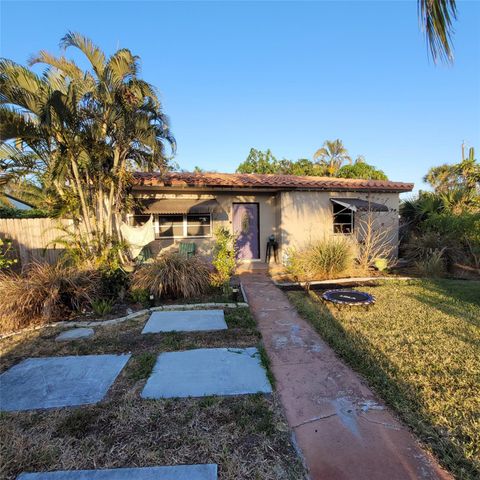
[278,191,400,260]
[134,192,278,261]
[132,189,400,262]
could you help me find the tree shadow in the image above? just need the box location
[408,278,480,328]
[289,291,479,479]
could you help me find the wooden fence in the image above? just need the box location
[0,218,74,267]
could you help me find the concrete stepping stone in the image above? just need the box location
[141,347,272,399]
[17,465,218,480]
[56,328,94,342]
[142,310,227,334]
[0,354,130,412]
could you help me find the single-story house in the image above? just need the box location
[130,172,414,263]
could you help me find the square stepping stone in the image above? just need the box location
[17,464,218,480]
[142,310,227,334]
[141,347,272,399]
[0,354,130,412]
[56,328,94,342]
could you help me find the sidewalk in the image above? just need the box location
[241,273,451,480]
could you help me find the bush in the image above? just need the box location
[132,252,211,300]
[404,231,448,262]
[415,249,446,277]
[99,267,130,300]
[130,288,150,306]
[0,262,100,333]
[286,237,354,288]
[211,227,237,290]
[0,238,17,270]
[91,298,114,317]
[423,212,480,268]
[0,205,50,219]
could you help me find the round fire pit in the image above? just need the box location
[322,289,375,309]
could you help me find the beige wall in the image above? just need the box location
[134,192,278,262]
[133,189,400,262]
[278,191,400,260]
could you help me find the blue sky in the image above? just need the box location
[1,0,479,193]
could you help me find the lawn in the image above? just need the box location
[0,308,305,480]
[288,279,480,480]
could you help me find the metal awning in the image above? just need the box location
[330,198,389,212]
[135,198,221,214]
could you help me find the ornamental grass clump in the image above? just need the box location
[0,262,100,333]
[132,252,211,300]
[286,237,354,289]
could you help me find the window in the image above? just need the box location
[131,213,211,239]
[333,203,354,234]
[186,214,211,237]
[158,215,184,238]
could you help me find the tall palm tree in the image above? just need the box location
[418,0,457,63]
[0,32,175,260]
[313,139,351,176]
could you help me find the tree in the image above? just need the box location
[313,139,351,176]
[423,146,479,194]
[336,161,388,180]
[0,32,175,263]
[423,163,459,193]
[418,0,457,63]
[236,148,281,174]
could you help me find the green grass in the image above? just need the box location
[288,279,480,480]
[128,352,157,380]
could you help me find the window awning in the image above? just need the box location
[330,198,389,212]
[135,198,221,215]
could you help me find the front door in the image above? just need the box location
[233,203,260,260]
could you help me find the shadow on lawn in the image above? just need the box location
[408,279,480,328]
[288,291,479,480]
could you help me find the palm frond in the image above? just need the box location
[418,0,457,63]
[60,31,106,78]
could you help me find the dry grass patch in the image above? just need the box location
[0,390,302,480]
[0,307,304,479]
[0,309,260,372]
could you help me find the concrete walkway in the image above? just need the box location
[241,273,451,480]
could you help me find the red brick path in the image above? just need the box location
[241,273,451,480]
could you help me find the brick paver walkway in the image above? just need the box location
[241,273,451,480]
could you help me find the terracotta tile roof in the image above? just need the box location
[133,172,414,193]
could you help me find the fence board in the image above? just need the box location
[0,218,75,267]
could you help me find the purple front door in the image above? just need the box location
[233,203,260,259]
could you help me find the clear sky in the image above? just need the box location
[1,0,479,194]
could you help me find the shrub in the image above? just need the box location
[211,227,237,290]
[0,262,100,333]
[423,212,480,268]
[404,231,448,262]
[0,205,50,219]
[0,238,17,270]
[286,237,354,288]
[99,267,130,300]
[132,252,211,300]
[415,249,446,277]
[130,288,150,306]
[90,298,113,317]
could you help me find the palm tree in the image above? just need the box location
[418,0,457,63]
[423,163,458,193]
[313,139,351,176]
[0,32,175,261]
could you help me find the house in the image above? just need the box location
[131,172,414,262]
